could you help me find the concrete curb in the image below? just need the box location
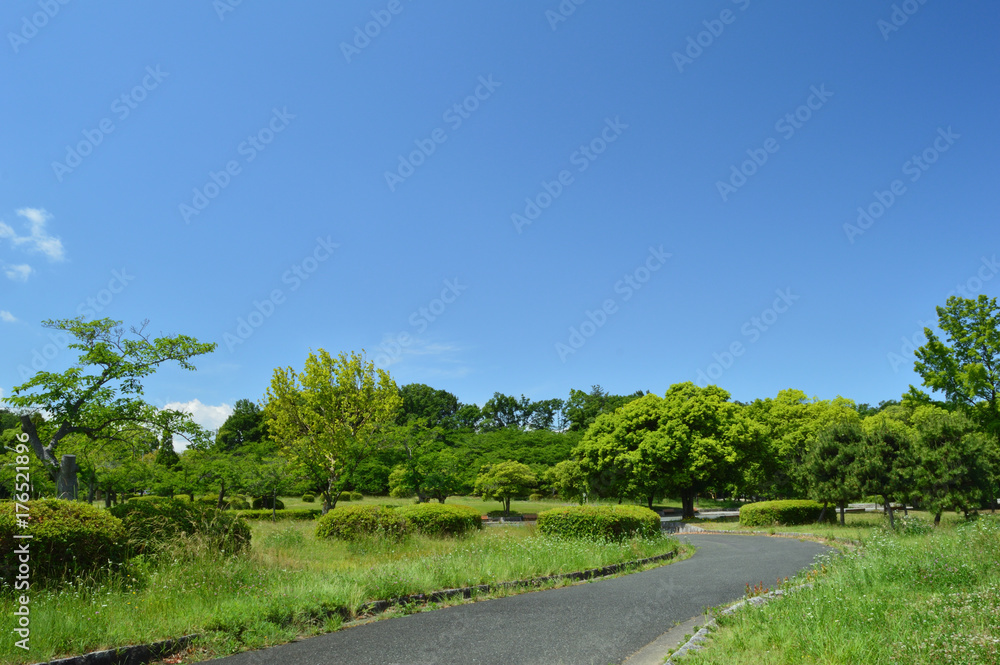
[31,550,681,665]
[664,584,813,664]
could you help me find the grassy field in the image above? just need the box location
[0,520,688,664]
[691,509,969,542]
[676,514,1000,664]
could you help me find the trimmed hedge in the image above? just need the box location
[315,505,410,541]
[738,500,837,527]
[109,497,251,555]
[537,505,661,541]
[0,499,126,582]
[301,493,315,503]
[251,497,285,510]
[487,510,523,518]
[395,504,483,537]
[235,509,321,521]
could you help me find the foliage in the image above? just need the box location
[537,505,661,541]
[0,499,126,582]
[263,349,402,513]
[563,385,646,432]
[394,503,483,536]
[301,493,315,503]
[738,499,836,527]
[214,398,267,452]
[6,318,216,491]
[547,459,588,504]
[473,460,537,514]
[251,496,285,510]
[315,505,410,541]
[234,509,321,521]
[108,497,250,555]
[397,383,460,428]
[804,422,865,523]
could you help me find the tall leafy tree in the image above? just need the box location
[5,318,215,497]
[914,295,1000,450]
[563,385,645,432]
[474,460,537,515]
[805,422,865,524]
[215,398,266,451]
[397,384,460,428]
[263,349,402,513]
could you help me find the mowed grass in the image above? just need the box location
[678,515,1000,665]
[691,509,967,542]
[0,520,688,664]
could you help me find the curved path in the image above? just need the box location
[208,534,832,665]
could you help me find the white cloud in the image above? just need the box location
[0,310,17,323]
[162,398,233,432]
[0,208,65,262]
[3,264,32,282]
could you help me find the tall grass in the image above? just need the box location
[680,516,1000,664]
[0,522,685,664]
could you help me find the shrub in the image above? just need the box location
[487,509,523,518]
[738,500,836,527]
[235,509,321,521]
[251,496,285,510]
[529,493,544,502]
[395,504,483,537]
[315,505,410,541]
[537,505,661,541]
[337,492,352,502]
[109,498,251,555]
[301,493,315,503]
[0,499,127,582]
[350,491,364,501]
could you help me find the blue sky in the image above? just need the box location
[2,1,998,436]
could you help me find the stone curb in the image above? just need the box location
[32,634,197,665]
[664,584,813,664]
[31,550,679,665]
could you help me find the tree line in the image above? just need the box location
[3,295,999,524]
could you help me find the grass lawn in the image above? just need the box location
[675,514,1000,664]
[0,519,689,664]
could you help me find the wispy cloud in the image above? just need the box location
[376,336,472,378]
[162,398,233,432]
[0,208,65,262]
[3,264,32,282]
[0,310,17,323]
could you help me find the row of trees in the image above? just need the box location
[4,295,999,523]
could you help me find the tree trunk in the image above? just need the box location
[934,511,941,527]
[839,501,846,526]
[647,495,654,510]
[57,455,78,500]
[216,481,227,510]
[816,502,827,524]
[681,495,696,519]
[87,478,96,504]
[272,487,278,521]
[885,499,895,530]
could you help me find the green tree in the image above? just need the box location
[474,460,537,515]
[548,459,588,504]
[858,415,916,529]
[563,385,645,432]
[215,398,266,451]
[914,295,1000,456]
[263,349,402,513]
[5,318,215,498]
[805,422,865,524]
[397,384,460,428]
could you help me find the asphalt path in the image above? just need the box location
[207,534,833,665]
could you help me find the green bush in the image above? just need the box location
[315,505,410,541]
[0,499,127,582]
[235,509,321,521]
[109,498,251,555]
[529,493,544,502]
[301,493,315,503]
[395,503,483,537]
[337,491,352,502]
[487,509,523,518]
[350,491,364,501]
[537,505,661,541]
[738,500,836,527]
[251,496,285,510]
